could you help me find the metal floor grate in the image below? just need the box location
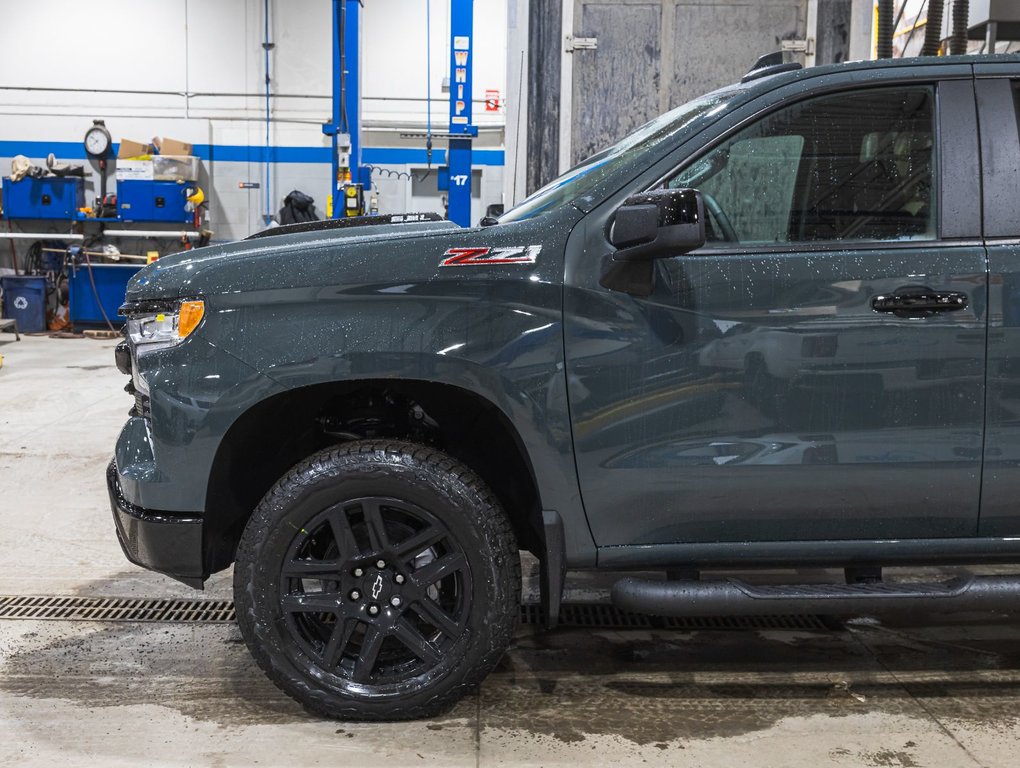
[0,595,236,623]
[0,595,827,631]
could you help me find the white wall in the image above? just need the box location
[0,0,507,265]
[361,0,507,127]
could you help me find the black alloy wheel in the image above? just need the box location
[234,440,520,720]
[279,496,471,691]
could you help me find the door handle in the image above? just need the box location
[871,289,968,315]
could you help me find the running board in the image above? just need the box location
[611,575,1020,617]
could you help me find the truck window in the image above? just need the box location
[499,89,740,223]
[668,86,936,245]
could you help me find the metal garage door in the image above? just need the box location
[570,0,807,164]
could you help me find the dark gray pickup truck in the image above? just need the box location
[110,53,1020,720]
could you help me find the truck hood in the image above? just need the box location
[127,218,462,300]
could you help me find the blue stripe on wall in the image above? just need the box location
[0,141,504,166]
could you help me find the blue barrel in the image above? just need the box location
[1,276,48,333]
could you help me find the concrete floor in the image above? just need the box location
[2,332,1020,767]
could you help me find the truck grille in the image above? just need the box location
[133,391,150,418]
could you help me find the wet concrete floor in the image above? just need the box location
[2,334,1020,766]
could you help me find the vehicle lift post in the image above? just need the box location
[323,0,370,218]
[443,0,477,227]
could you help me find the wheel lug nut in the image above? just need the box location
[394,574,405,584]
[368,605,379,616]
[390,596,402,607]
[353,568,364,577]
[349,590,361,601]
[376,560,386,569]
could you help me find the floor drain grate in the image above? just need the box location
[0,595,236,623]
[0,595,827,631]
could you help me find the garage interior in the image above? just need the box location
[4,1,1020,766]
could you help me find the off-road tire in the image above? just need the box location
[233,440,521,720]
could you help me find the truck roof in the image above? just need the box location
[737,52,1020,94]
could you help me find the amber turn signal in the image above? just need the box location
[178,300,205,338]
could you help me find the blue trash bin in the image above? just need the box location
[1,276,48,333]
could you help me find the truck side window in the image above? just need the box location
[668,86,936,245]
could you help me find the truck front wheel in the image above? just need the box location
[233,440,520,720]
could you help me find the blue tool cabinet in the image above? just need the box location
[68,263,144,327]
[118,180,190,223]
[2,177,84,219]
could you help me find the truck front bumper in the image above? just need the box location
[107,460,206,589]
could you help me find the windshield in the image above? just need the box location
[499,90,737,223]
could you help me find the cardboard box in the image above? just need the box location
[152,155,199,181]
[117,138,151,159]
[115,159,154,181]
[158,137,193,156]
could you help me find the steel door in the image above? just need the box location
[569,0,807,164]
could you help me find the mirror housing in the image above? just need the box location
[600,188,706,297]
[610,188,706,261]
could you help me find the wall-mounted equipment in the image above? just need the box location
[2,176,84,219]
[322,0,371,219]
[84,121,112,158]
[342,181,365,217]
[85,120,114,213]
[118,181,192,223]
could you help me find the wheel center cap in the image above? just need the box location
[362,569,393,604]
[370,573,385,600]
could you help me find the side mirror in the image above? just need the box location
[610,188,706,261]
[600,187,706,297]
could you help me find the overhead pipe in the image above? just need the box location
[922,0,946,55]
[876,0,894,59]
[950,0,970,55]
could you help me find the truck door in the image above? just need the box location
[976,66,1020,537]
[564,75,988,547]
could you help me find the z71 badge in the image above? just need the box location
[439,245,541,267]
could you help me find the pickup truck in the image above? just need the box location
[109,53,1020,720]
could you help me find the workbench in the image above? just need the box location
[0,318,20,341]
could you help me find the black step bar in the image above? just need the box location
[612,575,1020,617]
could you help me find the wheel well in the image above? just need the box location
[203,380,543,575]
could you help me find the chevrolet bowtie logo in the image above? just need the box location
[371,574,384,600]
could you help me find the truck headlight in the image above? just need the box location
[122,299,205,397]
[125,299,205,354]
